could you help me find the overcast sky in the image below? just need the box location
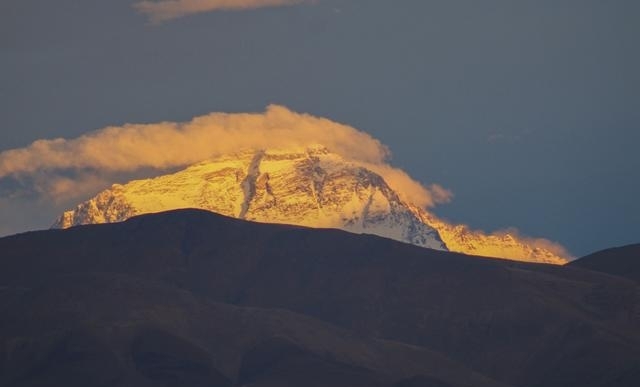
[1,0,638,256]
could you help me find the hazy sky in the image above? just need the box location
[1,0,638,256]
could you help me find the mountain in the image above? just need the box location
[53,146,567,264]
[414,211,568,264]
[570,244,640,283]
[54,147,446,250]
[3,210,639,387]
[0,272,504,387]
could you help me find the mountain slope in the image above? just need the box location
[53,147,567,264]
[4,209,639,387]
[416,211,570,265]
[570,244,640,283]
[1,272,505,387]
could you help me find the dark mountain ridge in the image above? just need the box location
[1,209,639,387]
[570,243,640,283]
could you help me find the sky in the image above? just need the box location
[1,0,638,257]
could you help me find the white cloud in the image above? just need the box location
[133,0,309,23]
[0,105,450,208]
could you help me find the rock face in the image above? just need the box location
[53,146,567,264]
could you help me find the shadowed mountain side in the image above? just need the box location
[1,209,639,386]
[570,244,640,283]
[0,273,505,387]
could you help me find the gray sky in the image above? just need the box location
[1,0,639,256]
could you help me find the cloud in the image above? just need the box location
[363,163,452,208]
[522,236,573,260]
[494,228,574,262]
[0,105,448,208]
[133,0,309,23]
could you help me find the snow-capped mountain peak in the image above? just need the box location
[54,146,447,250]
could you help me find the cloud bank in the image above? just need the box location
[133,0,308,23]
[0,105,449,208]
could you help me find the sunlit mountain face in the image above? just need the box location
[54,146,568,264]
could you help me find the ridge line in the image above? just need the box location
[239,150,265,219]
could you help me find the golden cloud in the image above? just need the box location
[0,105,450,208]
[133,0,309,23]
